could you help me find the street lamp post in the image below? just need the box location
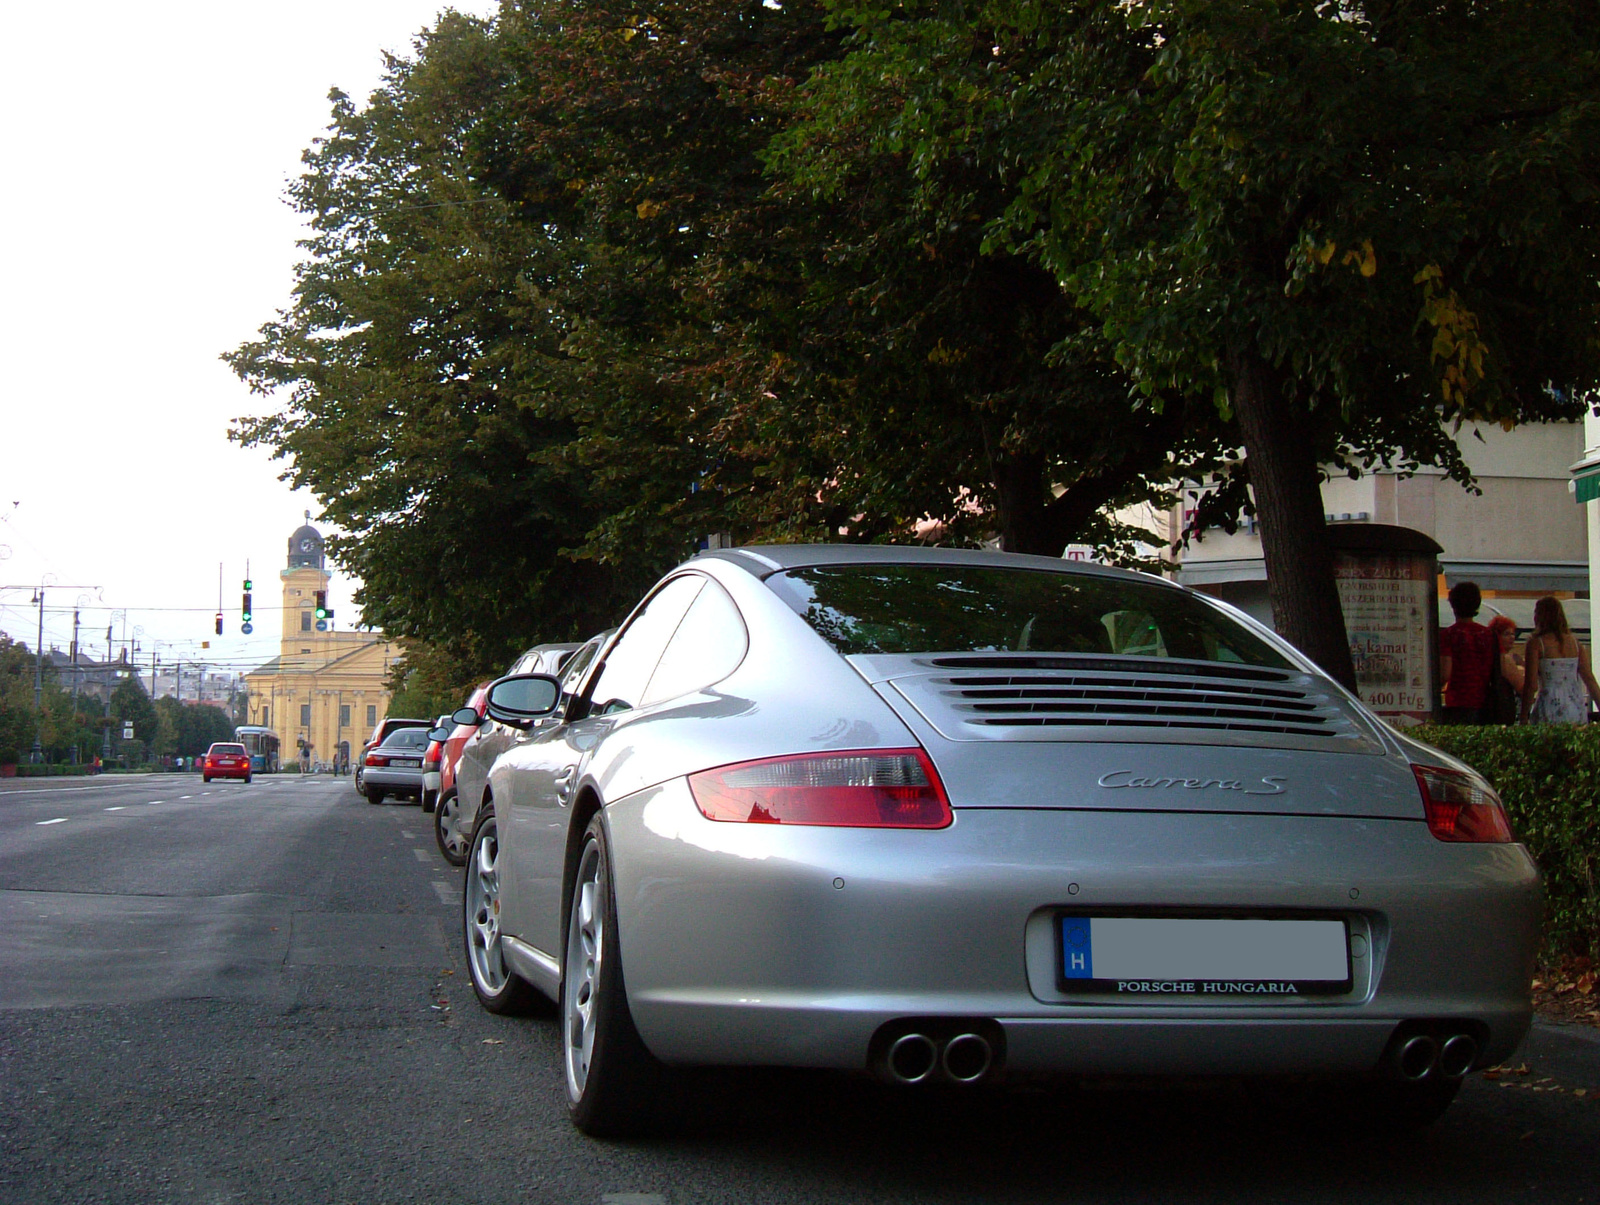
[30,584,44,763]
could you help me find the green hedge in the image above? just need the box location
[1412,724,1600,960]
[10,764,94,778]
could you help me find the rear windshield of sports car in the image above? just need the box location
[765,564,1292,667]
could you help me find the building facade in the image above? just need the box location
[1171,420,1589,636]
[243,520,397,768]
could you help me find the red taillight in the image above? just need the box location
[365,754,387,767]
[688,748,952,829]
[1412,765,1515,843]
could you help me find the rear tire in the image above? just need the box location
[463,805,541,1015]
[203,776,211,784]
[564,813,668,1137]
[244,774,252,784]
[367,790,385,806]
[435,790,469,867]
[422,790,436,815]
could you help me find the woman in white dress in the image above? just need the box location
[1520,596,1600,724]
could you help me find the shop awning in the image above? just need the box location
[1571,457,1600,504]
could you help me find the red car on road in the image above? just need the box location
[202,743,252,783]
[432,684,489,865]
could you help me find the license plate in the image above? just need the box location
[393,758,420,768]
[1058,915,1350,997]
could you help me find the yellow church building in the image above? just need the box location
[244,519,398,769]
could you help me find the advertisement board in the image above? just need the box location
[1328,525,1442,726]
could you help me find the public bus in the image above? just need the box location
[234,726,281,773]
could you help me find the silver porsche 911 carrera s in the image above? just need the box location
[461,544,1539,1136]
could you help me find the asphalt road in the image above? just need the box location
[2,773,1599,1205]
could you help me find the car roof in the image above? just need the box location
[515,642,581,659]
[695,542,1161,586]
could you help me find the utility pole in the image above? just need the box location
[30,586,44,763]
[70,608,81,705]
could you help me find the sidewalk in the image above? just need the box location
[1519,1018,1600,1089]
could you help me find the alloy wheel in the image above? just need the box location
[564,838,604,1100]
[438,795,468,860]
[466,819,509,992]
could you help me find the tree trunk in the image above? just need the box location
[989,443,1054,555]
[1226,340,1359,691]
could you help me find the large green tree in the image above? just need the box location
[236,1,1600,689]
[228,14,658,685]
[803,0,1600,683]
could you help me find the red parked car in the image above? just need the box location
[433,684,489,865]
[202,742,252,784]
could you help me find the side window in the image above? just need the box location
[586,576,706,714]
[560,639,603,695]
[641,580,748,706]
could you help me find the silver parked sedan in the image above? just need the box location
[461,544,1539,1137]
[361,727,432,805]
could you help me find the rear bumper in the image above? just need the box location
[604,779,1540,1076]
[363,767,426,795]
[205,766,250,779]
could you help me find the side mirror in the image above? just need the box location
[451,707,482,727]
[484,673,562,728]
[427,726,453,742]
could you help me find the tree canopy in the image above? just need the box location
[232,0,1600,689]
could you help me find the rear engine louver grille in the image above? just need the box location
[934,667,1342,738]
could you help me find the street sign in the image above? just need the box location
[122,722,134,739]
[315,619,329,632]
[241,622,254,635]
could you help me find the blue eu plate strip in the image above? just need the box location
[1061,917,1093,979]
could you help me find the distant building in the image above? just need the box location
[42,649,140,706]
[243,517,397,768]
[1169,420,1588,635]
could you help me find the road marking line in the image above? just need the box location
[412,848,431,863]
[178,796,193,800]
[401,831,416,839]
[432,881,456,905]
[105,806,125,812]
[36,818,68,826]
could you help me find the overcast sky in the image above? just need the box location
[0,0,498,678]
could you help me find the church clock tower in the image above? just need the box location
[244,512,397,775]
[282,511,331,651]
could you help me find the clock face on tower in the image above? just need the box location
[300,538,315,552]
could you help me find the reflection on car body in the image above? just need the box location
[457,544,1539,1138]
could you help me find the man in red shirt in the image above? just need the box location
[1439,581,1496,724]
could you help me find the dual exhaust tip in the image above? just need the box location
[1394,1029,1481,1081]
[876,1019,1004,1085]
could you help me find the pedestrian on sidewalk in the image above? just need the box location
[1439,581,1496,724]
[1521,596,1600,724]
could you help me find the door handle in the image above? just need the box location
[554,766,576,805]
